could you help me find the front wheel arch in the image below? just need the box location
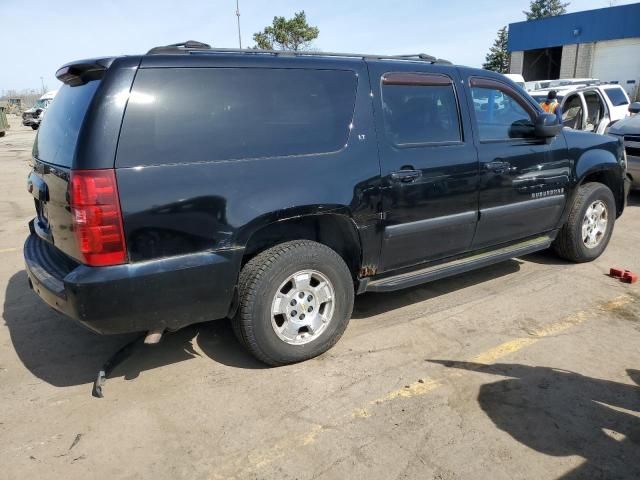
[553,182,616,263]
[578,168,625,217]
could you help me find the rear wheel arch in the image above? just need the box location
[233,239,354,365]
[241,213,363,280]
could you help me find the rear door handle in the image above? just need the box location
[390,170,422,183]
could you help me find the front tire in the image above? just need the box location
[233,240,354,366]
[553,182,615,262]
[31,125,39,130]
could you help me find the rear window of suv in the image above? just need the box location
[117,68,358,167]
[603,87,629,106]
[33,81,100,167]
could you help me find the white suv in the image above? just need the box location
[530,84,631,134]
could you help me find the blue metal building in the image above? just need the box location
[507,3,640,97]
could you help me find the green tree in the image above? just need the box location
[483,26,510,73]
[253,11,319,51]
[524,0,570,20]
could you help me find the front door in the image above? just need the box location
[368,62,479,272]
[463,74,570,249]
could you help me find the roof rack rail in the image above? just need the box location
[147,40,212,55]
[146,43,453,64]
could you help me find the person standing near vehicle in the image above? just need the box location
[540,90,563,123]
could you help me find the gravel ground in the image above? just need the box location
[1,115,639,479]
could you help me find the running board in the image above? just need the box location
[366,236,553,293]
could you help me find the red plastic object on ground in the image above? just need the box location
[609,267,625,278]
[610,268,638,284]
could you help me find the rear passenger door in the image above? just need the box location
[368,62,479,272]
[463,75,570,249]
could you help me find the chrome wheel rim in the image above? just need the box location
[582,200,608,249]
[270,269,335,345]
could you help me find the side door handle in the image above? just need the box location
[390,169,422,183]
[485,161,512,174]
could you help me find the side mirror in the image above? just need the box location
[629,102,640,114]
[535,113,562,138]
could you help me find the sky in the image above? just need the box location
[1,0,637,92]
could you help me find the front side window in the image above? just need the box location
[117,68,358,167]
[381,81,461,145]
[470,86,534,141]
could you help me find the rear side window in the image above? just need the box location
[603,87,629,106]
[117,68,357,167]
[33,81,100,167]
[381,80,461,145]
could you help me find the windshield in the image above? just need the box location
[33,81,100,167]
[33,99,51,109]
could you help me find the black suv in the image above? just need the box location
[25,43,631,366]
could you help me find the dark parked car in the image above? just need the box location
[608,101,640,189]
[25,43,631,366]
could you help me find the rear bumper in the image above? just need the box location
[24,228,242,334]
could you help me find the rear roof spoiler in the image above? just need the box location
[56,58,115,86]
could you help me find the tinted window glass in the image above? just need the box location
[33,81,100,167]
[471,87,533,140]
[604,87,629,106]
[381,84,461,145]
[117,68,357,167]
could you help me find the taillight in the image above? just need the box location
[70,169,127,266]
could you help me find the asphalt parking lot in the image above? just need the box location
[1,115,639,480]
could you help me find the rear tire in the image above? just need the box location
[31,125,38,130]
[553,182,615,263]
[233,240,354,366]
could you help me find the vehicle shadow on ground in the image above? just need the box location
[2,271,263,387]
[430,360,640,479]
[4,260,521,387]
[520,249,572,266]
